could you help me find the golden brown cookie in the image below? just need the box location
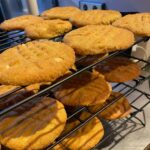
[70,10,121,27]
[41,6,81,20]
[63,25,135,55]
[0,84,42,110]
[0,15,43,31]
[77,53,108,67]
[59,112,104,150]
[0,40,75,86]
[25,19,72,39]
[0,97,67,150]
[93,57,141,82]
[88,92,131,120]
[113,13,150,36]
[54,72,111,106]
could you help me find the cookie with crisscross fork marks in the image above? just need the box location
[0,40,75,86]
[63,25,135,55]
[25,19,72,39]
[0,15,43,31]
[113,13,150,36]
[70,10,121,27]
[0,97,67,150]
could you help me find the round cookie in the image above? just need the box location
[54,72,112,106]
[25,19,72,39]
[63,25,135,55]
[70,10,121,27]
[113,13,150,36]
[93,57,141,82]
[0,40,75,86]
[41,6,81,20]
[60,112,104,150]
[0,97,67,150]
[0,15,43,31]
[88,92,131,120]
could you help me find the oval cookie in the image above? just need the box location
[93,57,141,82]
[0,40,75,86]
[70,10,121,27]
[113,13,150,36]
[41,6,81,20]
[88,92,131,120]
[0,15,43,31]
[63,25,135,55]
[25,19,72,39]
[54,72,111,106]
[0,97,67,150]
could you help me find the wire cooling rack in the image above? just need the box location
[0,24,150,150]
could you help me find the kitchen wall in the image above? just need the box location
[58,0,150,12]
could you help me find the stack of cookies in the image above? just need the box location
[0,6,147,150]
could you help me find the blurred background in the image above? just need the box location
[1,0,150,21]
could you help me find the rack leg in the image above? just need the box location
[133,110,146,127]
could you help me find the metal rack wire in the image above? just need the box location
[47,74,150,149]
[0,27,150,150]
